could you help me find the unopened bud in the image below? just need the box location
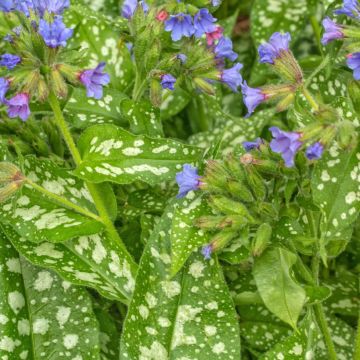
[209,230,237,253]
[227,179,254,203]
[210,195,254,221]
[258,202,277,219]
[0,162,25,203]
[193,77,215,95]
[244,165,266,200]
[203,160,230,188]
[51,69,68,98]
[338,120,357,149]
[252,223,272,256]
[150,79,162,107]
[225,154,246,182]
[319,125,337,146]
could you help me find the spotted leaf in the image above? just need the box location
[74,124,203,185]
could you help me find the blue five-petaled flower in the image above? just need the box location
[306,142,324,160]
[0,54,21,70]
[79,62,110,100]
[241,81,266,116]
[39,16,73,48]
[175,164,201,198]
[258,32,291,64]
[220,63,243,92]
[347,53,360,80]
[193,8,217,38]
[164,13,195,41]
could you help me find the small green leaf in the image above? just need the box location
[253,247,306,329]
[74,124,203,185]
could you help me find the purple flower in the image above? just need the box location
[0,54,21,70]
[160,74,176,90]
[212,0,221,5]
[321,17,344,45]
[177,54,187,64]
[0,78,9,102]
[14,0,33,16]
[194,8,217,38]
[79,62,110,100]
[176,164,201,198]
[5,93,31,121]
[306,142,324,160]
[214,37,238,62]
[32,0,70,15]
[334,0,360,19]
[121,0,148,19]
[164,13,195,41]
[201,244,212,260]
[269,127,302,167]
[243,138,263,151]
[0,0,15,12]
[39,16,73,48]
[258,32,291,64]
[241,81,266,116]
[347,53,360,80]
[220,63,243,92]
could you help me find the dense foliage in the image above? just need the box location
[0,0,359,359]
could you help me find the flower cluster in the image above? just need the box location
[321,0,360,80]
[0,0,110,121]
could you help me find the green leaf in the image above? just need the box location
[219,228,250,264]
[0,156,104,243]
[251,0,309,47]
[312,142,360,256]
[253,247,306,329]
[74,124,203,185]
[122,99,164,137]
[120,203,241,359]
[2,225,137,302]
[64,88,128,129]
[170,195,212,276]
[0,230,100,359]
[160,88,191,121]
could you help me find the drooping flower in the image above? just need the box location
[32,0,70,15]
[0,78,10,102]
[156,9,168,21]
[194,8,217,38]
[160,74,176,90]
[0,0,15,12]
[5,93,31,121]
[175,164,201,198]
[79,62,110,99]
[269,127,302,167]
[0,54,21,70]
[321,17,344,45]
[177,54,187,64]
[347,53,360,80]
[201,244,213,260]
[121,0,148,19]
[243,138,263,151]
[241,81,266,116]
[334,0,360,19]
[14,0,33,15]
[39,16,73,48]
[214,37,238,61]
[220,63,243,92]
[258,32,291,64]
[164,13,195,41]
[306,142,324,160]
[206,26,223,46]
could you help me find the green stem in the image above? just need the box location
[48,92,127,247]
[354,312,360,360]
[26,179,102,223]
[132,69,147,101]
[310,15,323,55]
[312,256,338,360]
[302,88,320,112]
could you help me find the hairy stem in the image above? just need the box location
[47,92,128,248]
[302,88,320,112]
[354,312,360,360]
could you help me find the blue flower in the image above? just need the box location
[0,78,9,102]
[241,81,266,116]
[5,93,31,121]
[121,0,148,19]
[269,127,302,167]
[258,32,291,64]
[212,0,221,5]
[14,0,33,16]
[39,16,73,48]
[306,142,324,160]
[161,74,176,90]
[347,53,360,80]
[0,54,21,70]
[79,62,110,100]
[214,37,238,62]
[164,13,195,41]
[176,164,201,198]
[194,8,217,38]
[220,63,243,92]
[243,138,263,151]
[177,54,187,64]
[0,0,15,12]
[201,244,212,260]
[334,0,360,19]
[32,0,70,15]
[321,17,344,45]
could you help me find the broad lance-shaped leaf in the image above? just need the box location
[170,194,213,276]
[2,225,137,302]
[120,204,241,359]
[74,124,203,185]
[0,230,100,359]
[253,247,306,329]
[0,156,106,243]
[312,143,360,256]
